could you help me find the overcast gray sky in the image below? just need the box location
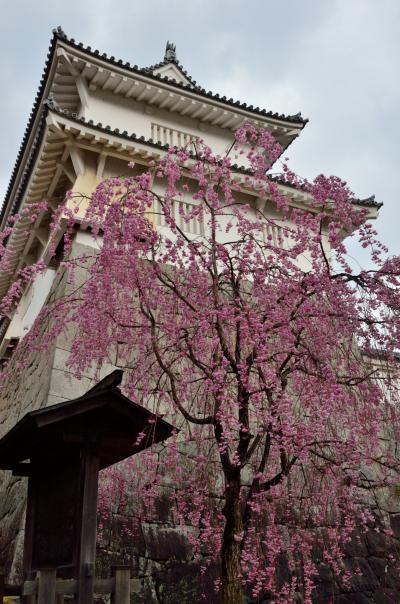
[1,0,399,263]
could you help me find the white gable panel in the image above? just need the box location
[152,63,192,86]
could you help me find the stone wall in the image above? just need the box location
[0,310,57,580]
[0,237,99,580]
[311,516,400,604]
[95,511,400,603]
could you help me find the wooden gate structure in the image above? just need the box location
[1,566,138,603]
[0,371,175,603]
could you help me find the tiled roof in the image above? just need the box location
[1,26,309,225]
[267,176,383,208]
[46,98,179,151]
[1,100,246,223]
[52,27,308,124]
[2,99,381,228]
[353,194,382,208]
[1,34,59,225]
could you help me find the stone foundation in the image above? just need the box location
[93,504,400,603]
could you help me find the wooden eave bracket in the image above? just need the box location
[41,217,68,265]
[47,113,163,165]
[45,113,70,137]
[33,227,48,247]
[96,153,107,180]
[68,145,86,176]
[56,47,90,109]
[46,146,73,196]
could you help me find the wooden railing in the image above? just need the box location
[1,566,139,603]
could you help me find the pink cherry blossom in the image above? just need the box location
[1,125,400,603]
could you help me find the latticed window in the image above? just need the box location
[153,197,205,236]
[151,123,199,148]
[263,222,285,247]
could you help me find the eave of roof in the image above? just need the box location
[267,176,383,209]
[0,99,382,301]
[46,99,258,169]
[1,98,381,231]
[0,370,175,470]
[53,27,308,125]
[1,35,58,227]
[352,194,382,209]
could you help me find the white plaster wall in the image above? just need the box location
[81,88,238,157]
[150,178,329,271]
[4,268,56,341]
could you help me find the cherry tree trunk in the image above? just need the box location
[221,480,244,604]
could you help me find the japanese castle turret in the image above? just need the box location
[0,27,383,598]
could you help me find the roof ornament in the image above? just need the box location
[359,194,380,207]
[363,194,376,204]
[164,41,177,63]
[52,25,67,39]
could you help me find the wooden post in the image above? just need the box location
[21,575,37,604]
[37,569,56,604]
[77,452,99,604]
[0,568,4,604]
[23,477,35,578]
[111,566,131,604]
